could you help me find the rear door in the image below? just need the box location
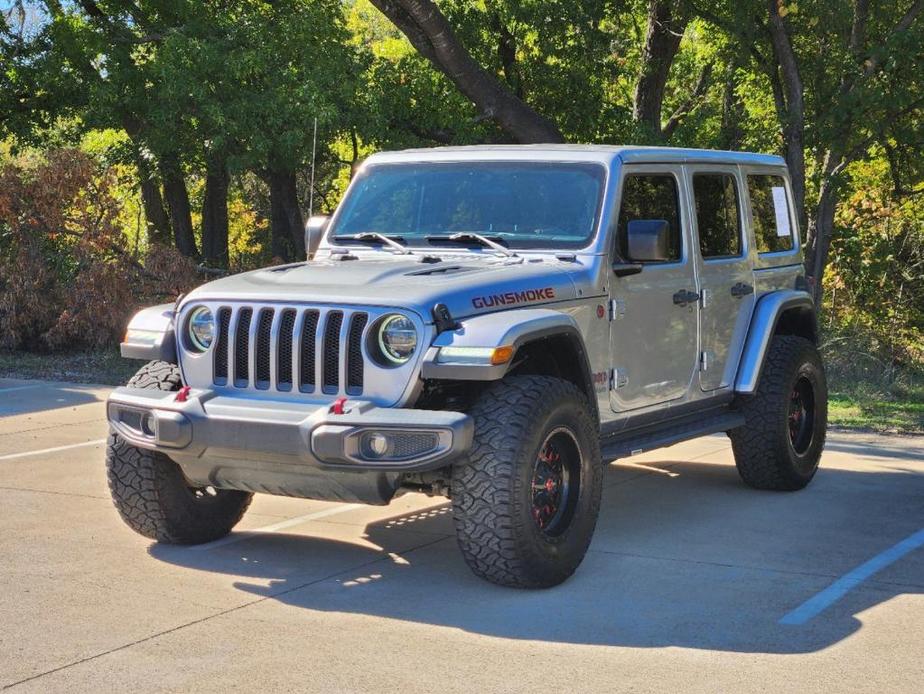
[686,165,755,391]
[609,165,699,412]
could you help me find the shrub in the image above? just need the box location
[0,149,199,351]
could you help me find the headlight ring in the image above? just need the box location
[375,314,417,365]
[187,306,215,352]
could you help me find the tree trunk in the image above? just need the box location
[268,168,305,261]
[135,156,171,248]
[766,0,806,224]
[160,159,199,260]
[367,0,562,143]
[807,180,839,305]
[633,0,689,138]
[720,58,745,150]
[201,155,230,268]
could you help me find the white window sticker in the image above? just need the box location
[771,186,791,238]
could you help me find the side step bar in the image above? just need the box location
[599,410,745,461]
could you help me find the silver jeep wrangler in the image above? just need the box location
[107,145,826,588]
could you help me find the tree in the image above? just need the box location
[366,0,563,143]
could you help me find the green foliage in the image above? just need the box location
[0,0,921,392]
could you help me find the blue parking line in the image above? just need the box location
[780,527,924,625]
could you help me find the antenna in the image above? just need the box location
[308,117,318,216]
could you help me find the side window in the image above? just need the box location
[693,173,742,258]
[748,174,795,253]
[616,174,681,262]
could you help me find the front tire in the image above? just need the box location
[106,360,252,544]
[729,336,827,490]
[451,376,603,588]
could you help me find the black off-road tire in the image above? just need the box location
[106,360,252,544]
[729,336,827,491]
[451,376,603,588]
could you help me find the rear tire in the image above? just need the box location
[729,336,827,491]
[451,376,603,588]
[106,360,252,544]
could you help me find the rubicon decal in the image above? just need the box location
[472,287,556,309]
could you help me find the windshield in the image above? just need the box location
[329,162,606,250]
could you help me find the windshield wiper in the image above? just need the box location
[350,232,412,255]
[425,232,516,257]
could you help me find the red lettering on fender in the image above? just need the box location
[471,287,557,310]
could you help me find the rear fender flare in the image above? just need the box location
[735,290,816,394]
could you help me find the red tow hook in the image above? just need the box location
[330,397,348,415]
[174,386,192,403]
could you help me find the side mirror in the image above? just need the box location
[627,219,671,262]
[304,215,329,260]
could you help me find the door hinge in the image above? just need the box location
[700,350,713,371]
[609,298,626,320]
[610,368,628,389]
[700,288,712,308]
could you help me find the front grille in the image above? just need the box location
[213,305,368,396]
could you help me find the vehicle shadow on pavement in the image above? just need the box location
[0,383,103,416]
[149,460,924,655]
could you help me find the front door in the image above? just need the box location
[687,166,755,391]
[609,167,699,412]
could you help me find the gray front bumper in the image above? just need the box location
[106,387,472,504]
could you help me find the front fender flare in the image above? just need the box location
[420,308,589,382]
[120,303,177,362]
[735,290,815,394]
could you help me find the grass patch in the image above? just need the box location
[828,393,924,434]
[0,348,141,386]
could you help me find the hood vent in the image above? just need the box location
[405,265,478,277]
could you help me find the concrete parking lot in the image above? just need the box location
[1,378,922,693]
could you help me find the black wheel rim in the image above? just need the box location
[788,376,815,455]
[530,428,581,537]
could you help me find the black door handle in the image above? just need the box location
[672,289,700,306]
[731,282,754,298]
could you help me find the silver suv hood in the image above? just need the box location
[183,254,592,321]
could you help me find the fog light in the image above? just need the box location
[356,430,442,462]
[141,413,156,437]
[367,433,389,457]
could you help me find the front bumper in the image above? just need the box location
[106,387,472,504]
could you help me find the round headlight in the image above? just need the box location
[377,314,417,364]
[188,306,215,351]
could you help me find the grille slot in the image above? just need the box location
[211,305,372,397]
[347,313,368,395]
[299,310,320,391]
[234,308,253,387]
[214,307,231,384]
[276,309,297,391]
[322,311,344,394]
[255,308,274,389]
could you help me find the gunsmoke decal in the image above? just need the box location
[472,287,556,309]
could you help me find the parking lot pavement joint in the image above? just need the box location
[0,485,110,501]
[0,418,102,439]
[0,534,451,691]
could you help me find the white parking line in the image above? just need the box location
[780,527,924,625]
[189,503,365,551]
[0,438,107,461]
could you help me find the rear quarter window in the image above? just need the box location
[747,174,795,253]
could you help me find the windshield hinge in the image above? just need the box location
[609,298,626,321]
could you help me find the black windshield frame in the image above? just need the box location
[328,161,608,251]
